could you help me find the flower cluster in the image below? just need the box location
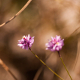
[18,34,64,51]
[18,34,34,50]
[17,35,72,80]
[46,35,64,51]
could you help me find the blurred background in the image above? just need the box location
[0,0,80,80]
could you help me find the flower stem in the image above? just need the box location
[29,49,64,80]
[58,51,72,80]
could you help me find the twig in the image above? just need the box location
[0,0,32,27]
[0,59,18,80]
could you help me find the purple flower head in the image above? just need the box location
[18,34,34,50]
[46,35,64,51]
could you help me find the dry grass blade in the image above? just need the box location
[73,37,80,74]
[33,53,53,80]
[66,27,80,39]
[0,0,32,27]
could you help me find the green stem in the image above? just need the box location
[58,51,72,80]
[29,49,64,80]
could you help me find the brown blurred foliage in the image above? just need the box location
[0,0,80,80]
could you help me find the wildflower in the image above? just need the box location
[46,35,64,51]
[18,34,34,50]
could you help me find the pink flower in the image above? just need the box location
[18,34,34,50]
[46,35,64,51]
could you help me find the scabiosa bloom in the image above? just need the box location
[18,34,34,50]
[46,35,64,51]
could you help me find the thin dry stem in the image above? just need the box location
[65,27,80,39]
[73,38,79,71]
[0,59,9,71]
[66,7,80,39]
[33,66,43,80]
[0,59,17,80]
[73,37,80,74]
[0,0,32,27]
